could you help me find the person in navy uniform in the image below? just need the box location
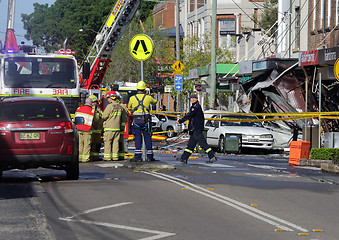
[176,94,217,164]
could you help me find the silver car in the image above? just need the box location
[205,113,274,152]
[152,114,186,138]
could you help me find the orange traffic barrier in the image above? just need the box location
[288,141,310,165]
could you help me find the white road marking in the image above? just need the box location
[59,202,175,240]
[95,163,124,168]
[201,163,235,168]
[245,173,299,178]
[248,164,285,170]
[143,171,308,233]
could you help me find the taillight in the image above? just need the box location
[0,124,6,135]
[54,122,73,133]
[66,144,73,154]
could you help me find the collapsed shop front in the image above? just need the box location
[236,50,339,148]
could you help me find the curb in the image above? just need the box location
[298,159,333,167]
[298,159,339,174]
[320,163,339,174]
[123,161,176,170]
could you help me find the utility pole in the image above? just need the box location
[176,0,181,112]
[209,0,217,109]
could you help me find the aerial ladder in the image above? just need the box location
[3,0,19,52]
[79,0,142,96]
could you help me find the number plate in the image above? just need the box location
[248,138,259,142]
[19,132,40,140]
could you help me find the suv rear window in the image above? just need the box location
[0,102,66,121]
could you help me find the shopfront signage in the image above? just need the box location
[299,50,318,66]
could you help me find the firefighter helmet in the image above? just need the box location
[88,95,98,102]
[136,81,147,90]
[105,91,120,99]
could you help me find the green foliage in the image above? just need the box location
[180,33,233,97]
[258,0,278,36]
[103,16,175,85]
[22,0,115,60]
[21,0,157,62]
[310,148,339,164]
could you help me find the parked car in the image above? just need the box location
[205,112,274,152]
[0,97,79,179]
[152,114,186,138]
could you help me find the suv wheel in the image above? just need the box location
[218,135,225,153]
[66,162,79,180]
[166,126,176,138]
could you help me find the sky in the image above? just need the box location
[0,0,56,45]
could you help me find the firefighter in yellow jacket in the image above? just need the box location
[102,91,124,161]
[74,97,96,162]
[128,81,157,161]
[89,95,103,161]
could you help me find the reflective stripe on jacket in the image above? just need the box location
[74,105,95,132]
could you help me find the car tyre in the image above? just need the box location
[66,162,79,180]
[218,135,225,153]
[166,126,176,138]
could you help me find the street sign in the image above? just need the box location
[164,85,173,93]
[171,60,185,71]
[334,58,339,81]
[193,84,206,92]
[129,34,154,61]
[173,71,183,76]
[174,75,183,91]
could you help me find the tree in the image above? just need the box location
[258,0,278,37]
[21,0,158,62]
[181,33,233,97]
[103,15,175,85]
[22,0,115,61]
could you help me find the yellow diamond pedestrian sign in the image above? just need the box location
[172,60,185,71]
[129,34,154,61]
[334,58,339,81]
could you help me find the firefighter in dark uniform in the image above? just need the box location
[176,94,217,164]
[128,81,157,161]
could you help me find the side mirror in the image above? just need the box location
[74,116,85,125]
[82,62,90,80]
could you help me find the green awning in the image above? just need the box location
[198,63,238,76]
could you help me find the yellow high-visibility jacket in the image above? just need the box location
[128,93,157,115]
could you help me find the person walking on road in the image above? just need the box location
[89,95,103,161]
[74,97,96,163]
[102,91,124,161]
[128,81,157,161]
[176,94,217,164]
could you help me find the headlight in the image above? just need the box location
[261,134,273,138]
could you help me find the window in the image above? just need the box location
[0,102,66,121]
[313,0,317,31]
[328,0,332,28]
[320,0,324,29]
[295,6,301,49]
[4,57,76,89]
